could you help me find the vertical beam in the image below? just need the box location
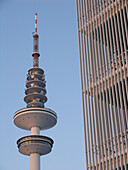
[116,0,128,135]
[90,0,115,169]
[100,1,120,169]
[76,0,88,168]
[86,1,106,169]
[83,0,102,168]
[80,0,97,169]
[110,1,127,168]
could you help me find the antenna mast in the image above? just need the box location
[32,13,40,67]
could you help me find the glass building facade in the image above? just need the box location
[76,0,128,169]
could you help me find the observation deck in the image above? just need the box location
[17,135,53,156]
[14,107,57,130]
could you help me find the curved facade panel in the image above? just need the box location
[76,0,128,169]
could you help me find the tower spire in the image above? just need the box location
[35,13,37,33]
[32,13,40,67]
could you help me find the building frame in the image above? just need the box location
[76,0,128,169]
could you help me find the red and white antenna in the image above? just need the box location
[35,13,37,33]
[32,13,40,67]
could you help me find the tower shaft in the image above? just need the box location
[31,127,40,135]
[30,153,40,170]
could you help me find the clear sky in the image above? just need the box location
[0,0,85,170]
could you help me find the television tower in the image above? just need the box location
[13,13,57,170]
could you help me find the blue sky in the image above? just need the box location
[0,0,85,170]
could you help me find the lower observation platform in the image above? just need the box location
[13,107,57,130]
[17,135,53,156]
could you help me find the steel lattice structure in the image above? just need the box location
[76,0,128,169]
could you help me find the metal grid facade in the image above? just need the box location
[76,0,128,169]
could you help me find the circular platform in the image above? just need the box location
[25,87,46,95]
[27,73,45,81]
[27,101,44,108]
[28,67,44,75]
[14,107,57,130]
[17,135,53,156]
[26,80,46,88]
[24,93,47,103]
